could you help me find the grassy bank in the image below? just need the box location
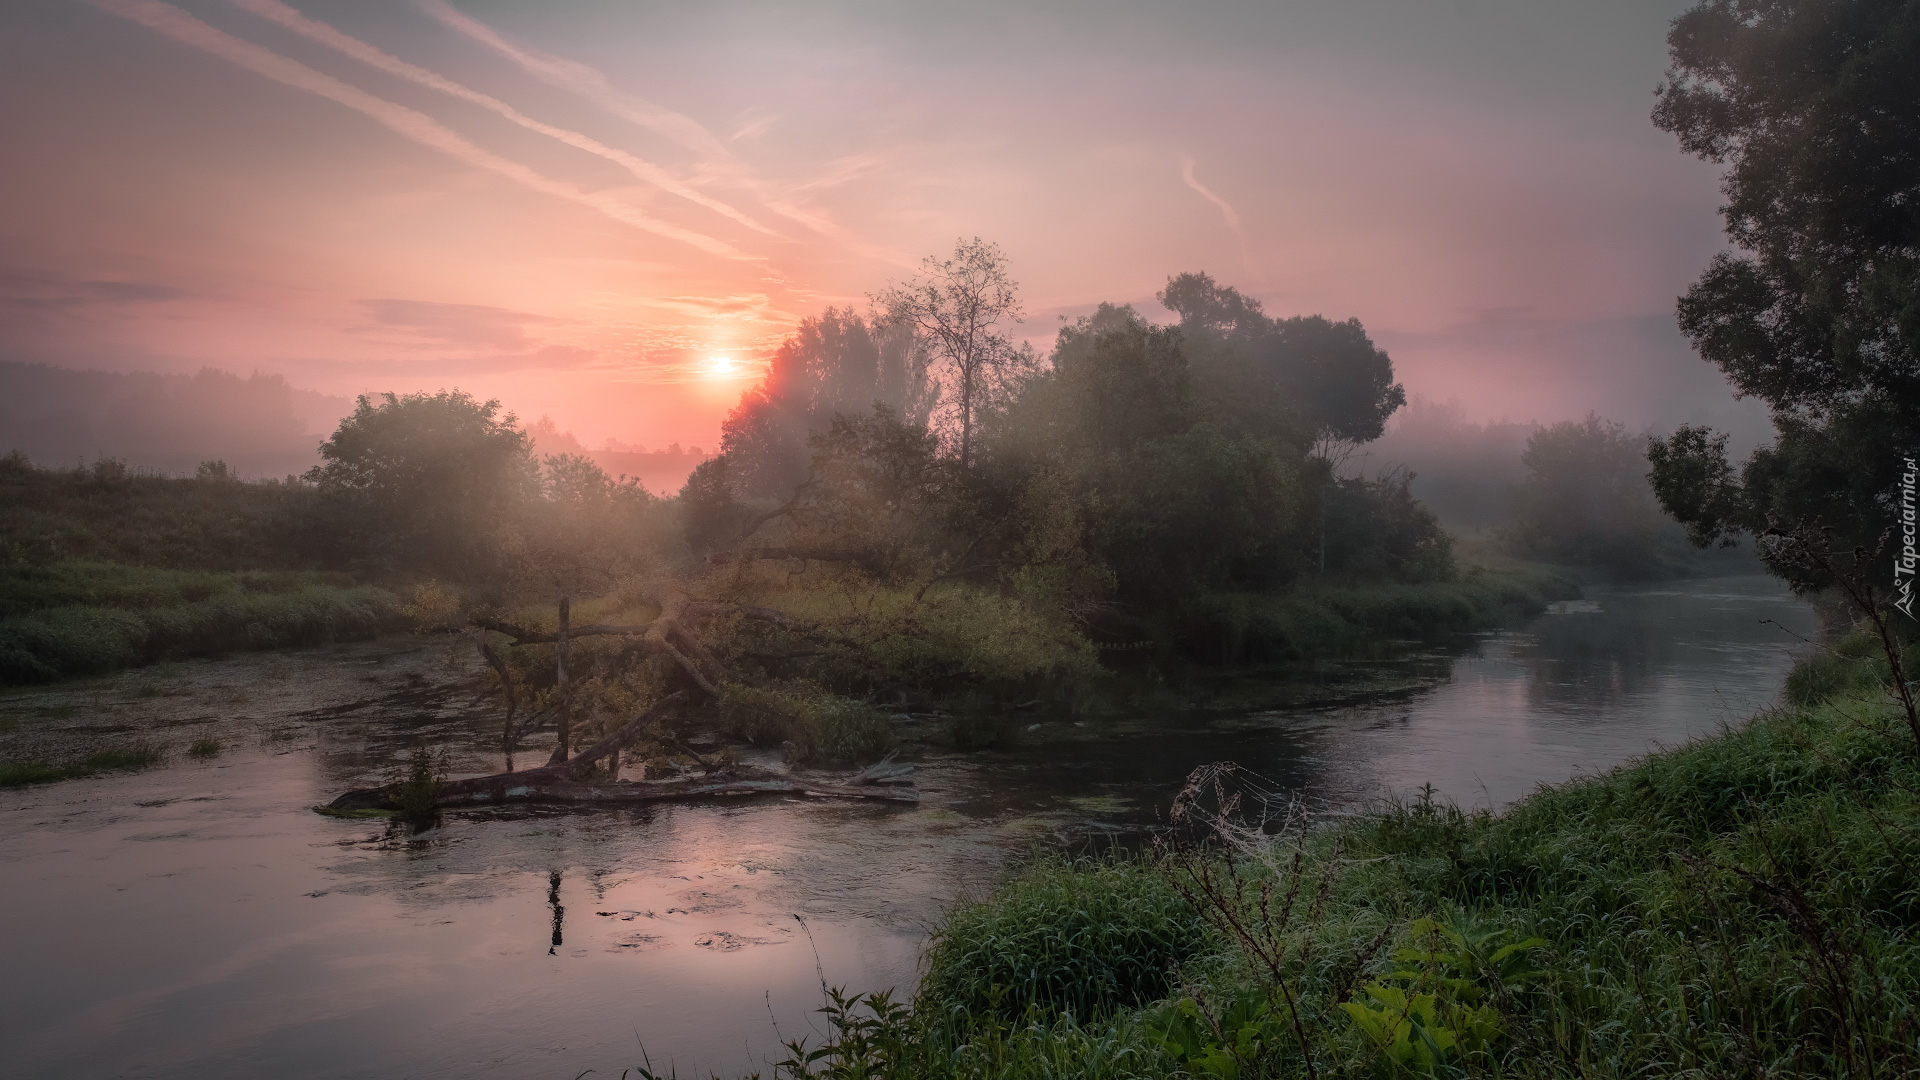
[692,636,1918,1079]
[0,561,401,684]
[0,744,164,788]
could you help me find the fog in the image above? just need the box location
[0,362,349,478]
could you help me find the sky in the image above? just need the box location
[0,0,1767,451]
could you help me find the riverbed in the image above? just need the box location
[0,574,1816,1079]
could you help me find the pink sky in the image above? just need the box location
[0,0,1766,451]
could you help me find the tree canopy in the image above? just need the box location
[1648,0,1920,579]
[1159,272,1406,447]
[308,390,538,574]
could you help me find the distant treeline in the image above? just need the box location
[525,416,708,496]
[0,362,349,479]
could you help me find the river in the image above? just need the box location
[0,574,1816,1079]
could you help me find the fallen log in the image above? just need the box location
[351,586,918,816]
[324,761,916,811]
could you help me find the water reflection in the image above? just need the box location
[0,575,1815,1079]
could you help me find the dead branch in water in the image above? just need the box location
[337,584,917,813]
[324,747,916,812]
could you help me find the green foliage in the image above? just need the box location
[390,744,446,819]
[0,744,163,787]
[1648,0,1920,569]
[772,987,914,1080]
[1784,626,1918,707]
[1501,414,1666,577]
[718,307,932,500]
[1338,913,1543,1075]
[307,389,539,576]
[513,452,674,595]
[0,452,316,569]
[1160,272,1405,445]
[1144,990,1292,1079]
[708,643,1920,1080]
[985,302,1443,604]
[1166,571,1572,665]
[187,736,223,758]
[718,684,896,765]
[917,858,1207,1024]
[0,569,401,684]
[1320,470,1456,584]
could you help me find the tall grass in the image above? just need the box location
[0,564,400,683]
[0,744,164,787]
[1171,566,1577,664]
[918,858,1206,1023]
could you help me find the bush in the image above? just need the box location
[917,858,1207,1024]
[718,684,897,765]
[1784,626,1918,707]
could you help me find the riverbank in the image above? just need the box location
[0,575,1819,1077]
[747,635,1919,1079]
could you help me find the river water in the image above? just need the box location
[0,575,1816,1079]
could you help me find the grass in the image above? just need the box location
[666,636,1920,1079]
[0,457,404,685]
[918,857,1207,1024]
[1168,566,1578,665]
[0,744,164,787]
[0,566,402,684]
[187,736,223,758]
[0,453,317,570]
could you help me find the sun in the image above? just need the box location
[706,355,736,378]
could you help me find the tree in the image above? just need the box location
[307,390,538,575]
[1159,272,1406,448]
[987,304,1306,601]
[875,238,1032,470]
[1503,415,1667,577]
[719,307,923,499]
[1647,0,1920,579]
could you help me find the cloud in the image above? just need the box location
[413,0,906,263]
[358,297,566,352]
[225,0,783,240]
[87,0,756,261]
[0,271,192,311]
[415,0,735,162]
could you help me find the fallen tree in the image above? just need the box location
[324,753,917,812]
[327,582,917,813]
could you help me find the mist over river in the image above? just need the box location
[0,575,1816,1080]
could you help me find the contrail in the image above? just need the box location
[226,0,781,239]
[413,0,901,260]
[417,0,732,161]
[87,0,754,261]
[1180,153,1258,278]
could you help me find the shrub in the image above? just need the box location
[917,858,1207,1024]
[719,684,896,765]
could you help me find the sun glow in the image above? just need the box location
[707,355,736,378]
